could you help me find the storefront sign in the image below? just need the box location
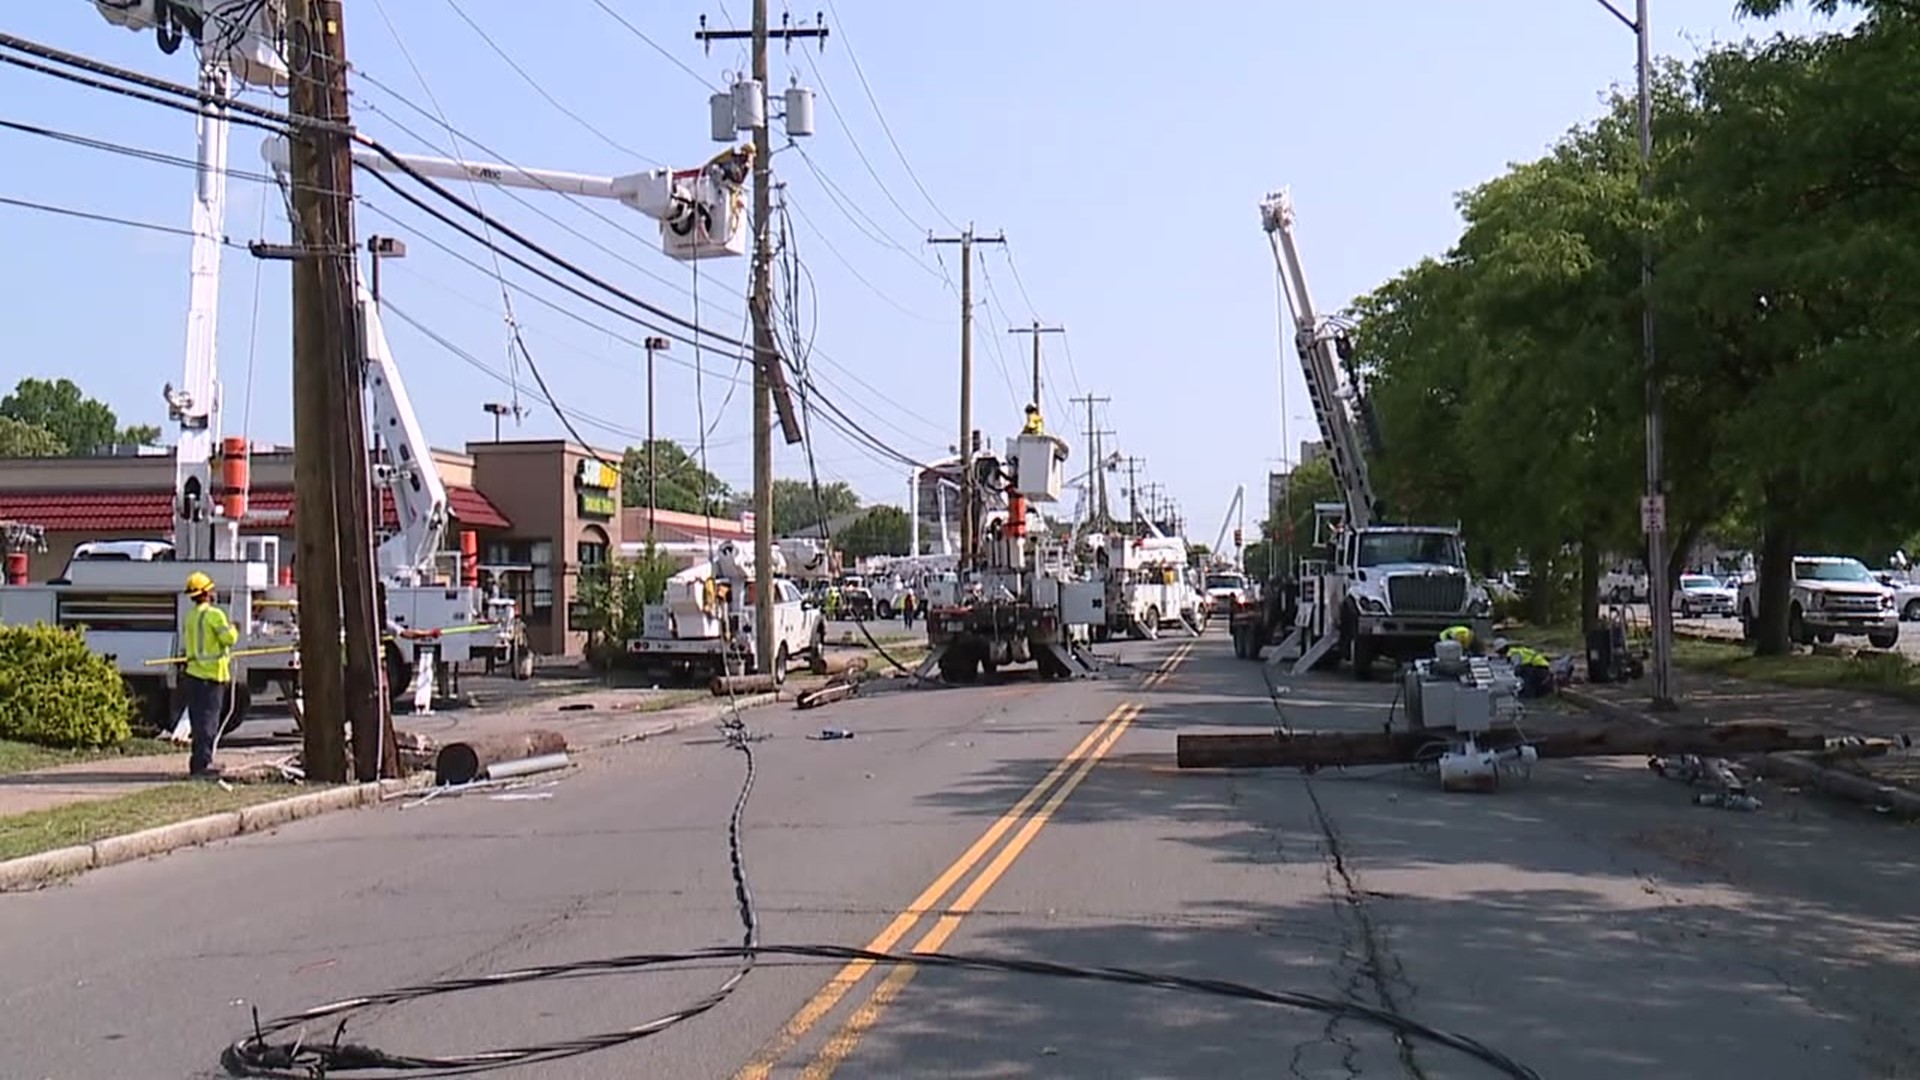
[575,459,619,520]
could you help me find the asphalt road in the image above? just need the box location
[3,631,1919,1078]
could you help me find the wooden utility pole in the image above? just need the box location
[284,0,354,783]
[1121,455,1146,530]
[928,227,1005,567]
[1071,392,1111,530]
[696,2,822,673]
[644,336,668,545]
[1007,321,1064,413]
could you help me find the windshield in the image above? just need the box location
[1679,575,1720,590]
[1794,558,1876,584]
[1204,575,1245,591]
[1355,531,1465,569]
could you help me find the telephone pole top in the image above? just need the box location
[1007,321,1064,413]
[928,226,1006,568]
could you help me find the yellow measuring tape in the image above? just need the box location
[140,622,502,666]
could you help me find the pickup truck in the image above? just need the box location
[627,576,827,685]
[1739,556,1898,649]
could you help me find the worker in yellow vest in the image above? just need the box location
[181,571,239,777]
[1021,403,1044,436]
[1493,638,1555,698]
[1438,624,1477,653]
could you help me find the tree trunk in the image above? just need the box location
[1754,516,1797,657]
[1579,536,1601,631]
[1666,521,1702,595]
[1524,544,1554,626]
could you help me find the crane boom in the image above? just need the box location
[260,137,753,260]
[1259,188,1377,530]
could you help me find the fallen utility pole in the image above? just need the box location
[435,730,568,785]
[1176,721,1845,770]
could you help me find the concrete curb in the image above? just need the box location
[0,773,431,894]
[1558,686,1920,818]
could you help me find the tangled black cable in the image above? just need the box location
[221,731,1540,1080]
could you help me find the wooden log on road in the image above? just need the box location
[435,730,568,785]
[1176,721,1832,770]
[796,681,859,710]
[809,653,870,677]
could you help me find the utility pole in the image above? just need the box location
[644,336,669,546]
[1122,456,1146,531]
[929,227,1006,567]
[284,0,356,783]
[1008,321,1064,412]
[696,3,822,674]
[1071,392,1111,530]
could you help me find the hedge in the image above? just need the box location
[0,624,135,749]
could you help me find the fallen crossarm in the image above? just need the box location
[1176,721,1846,770]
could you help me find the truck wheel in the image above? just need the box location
[1740,604,1757,642]
[1144,607,1161,641]
[1232,625,1249,660]
[513,644,535,681]
[1789,605,1811,646]
[877,600,894,619]
[773,644,790,686]
[1351,635,1375,681]
[1904,599,1920,622]
[810,622,828,661]
[1870,629,1900,650]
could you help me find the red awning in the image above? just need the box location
[0,485,511,532]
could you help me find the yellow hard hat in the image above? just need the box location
[185,571,216,596]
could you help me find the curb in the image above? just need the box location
[0,773,431,894]
[1558,687,1920,819]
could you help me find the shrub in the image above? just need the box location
[0,624,135,748]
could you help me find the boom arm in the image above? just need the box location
[1260,188,1378,530]
[260,137,753,260]
[1211,484,1245,565]
[358,286,448,585]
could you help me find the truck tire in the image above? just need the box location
[939,646,979,684]
[1232,625,1249,660]
[876,600,894,619]
[1906,600,1920,622]
[810,622,828,661]
[1144,607,1161,641]
[1789,605,1812,646]
[1870,628,1900,650]
[773,644,790,686]
[1350,634,1375,681]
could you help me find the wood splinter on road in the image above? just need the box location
[435,730,569,785]
[1175,721,1874,770]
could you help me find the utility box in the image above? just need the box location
[1059,580,1107,626]
[1006,434,1068,503]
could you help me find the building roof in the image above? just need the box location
[620,506,752,540]
[0,485,511,532]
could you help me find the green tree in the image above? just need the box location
[620,440,734,516]
[0,416,65,457]
[836,505,911,560]
[0,377,158,455]
[771,478,861,535]
[1187,543,1212,568]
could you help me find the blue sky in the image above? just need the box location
[0,1,1849,542]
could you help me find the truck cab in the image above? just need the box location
[1334,524,1493,677]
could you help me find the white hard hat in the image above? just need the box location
[1492,637,1510,653]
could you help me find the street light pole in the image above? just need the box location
[643,335,669,546]
[1595,0,1672,710]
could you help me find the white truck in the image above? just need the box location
[1097,533,1201,640]
[626,540,827,685]
[1739,555,1898,649]
[1254,190,1493,678]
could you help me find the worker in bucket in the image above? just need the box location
[1021,403,1044,435]
[1494,638,1555,698]
[181,571,239,778]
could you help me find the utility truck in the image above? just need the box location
[1739,556,1898,649]
[626,539,829,685]
[1240,189,1492,677]
[917,431,1103,682]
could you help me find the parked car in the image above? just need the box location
[1738,555,1898,648]
[1673,574,1737,618]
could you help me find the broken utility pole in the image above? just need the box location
[1175,720,1861,770]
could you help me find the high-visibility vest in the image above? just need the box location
[183,600,238,683]
[1439,625,1473,648]
[1509,645,1551,668]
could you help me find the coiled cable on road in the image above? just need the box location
[221,701,1542,1080]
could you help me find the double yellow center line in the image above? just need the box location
[734,641,1193,1079]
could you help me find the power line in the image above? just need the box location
[0,192,245,246]
[789,141,945,283]
[784,194,940,324]
[819,0,957,231]
[798,47,928,238]
[586,0,720,90]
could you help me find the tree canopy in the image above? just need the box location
[0,378,159,456]
[836,505,911,560]
[0,416,65,457]
[620,439,734,516]
[769,478,861,536]
[1344,11,1920,651]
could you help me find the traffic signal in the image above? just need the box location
[1233,528,1243,547]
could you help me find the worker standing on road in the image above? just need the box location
[1021,403,1044,435]
[1494,638,1555,698]
[181,571,238,778]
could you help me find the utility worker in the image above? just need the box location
[1438,624,1476,653]
[1494,638,1555,698]
[181,571,239,777]
[1021,403,1045,436]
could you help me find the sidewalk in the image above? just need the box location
[1568,667,1920,807]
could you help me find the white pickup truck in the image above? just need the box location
[1739,555,1898,649]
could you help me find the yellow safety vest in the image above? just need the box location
[1509,645,1551,668]
[183,600,238,683]
[1439,625,1473,647]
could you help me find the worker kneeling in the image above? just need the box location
[1438,624,1481,655]
[1494,638,1555,699]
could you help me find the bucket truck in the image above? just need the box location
[916,430,1104,683]
[625,539,828,685]
[1233,189,1492,678]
